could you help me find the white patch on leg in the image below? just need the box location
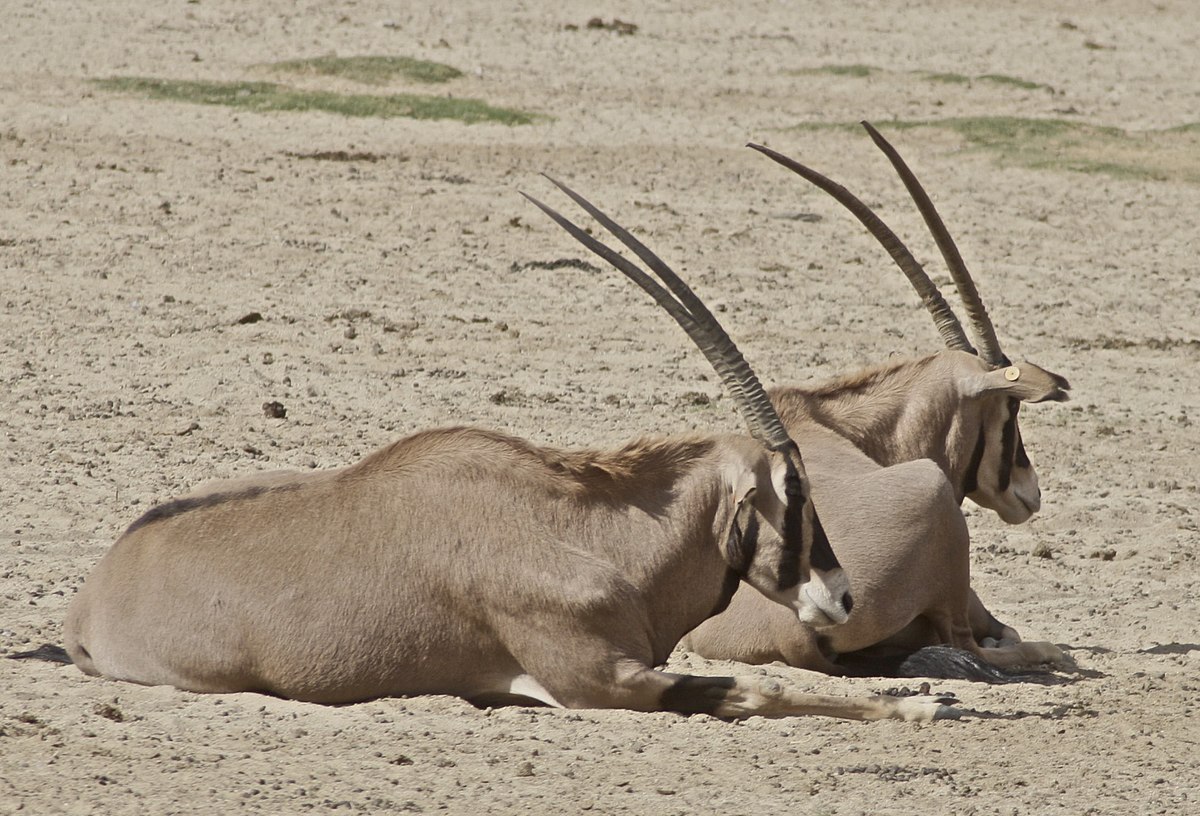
[508,674,564,708]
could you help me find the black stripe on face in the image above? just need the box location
[725,503,760,578]
[997,398,1020,491]
[961,424,987,498]
[778,459,839,587]
[777,464,805,590]
[1015,437,1031,469]
[806,510,839,573]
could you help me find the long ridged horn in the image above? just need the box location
[860,121,1008,367]
[747,142,975,355]
[521,177,793,452]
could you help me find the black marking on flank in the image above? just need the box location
[660,675,736,716]
[122,484,301,537]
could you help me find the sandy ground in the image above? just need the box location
[2,1,1198,813]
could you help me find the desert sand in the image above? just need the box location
[2,1,1198,813]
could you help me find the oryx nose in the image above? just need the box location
[841,590,854,615]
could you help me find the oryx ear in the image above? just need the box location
[961,362,1071,404]
[730,464,759,506]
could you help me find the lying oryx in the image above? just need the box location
[683,124,1071,678]
[64,180,958,722]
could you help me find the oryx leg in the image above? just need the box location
[544,659,961,721]
[494,619,958,721]
[925,605,1068,671]
[654,672,960,722]
[967,589,1022,647]
[973,640,1071,670]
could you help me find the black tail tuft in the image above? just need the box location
[836,645,1031,684]
[6,643,73,664]
[893,645,1031,683]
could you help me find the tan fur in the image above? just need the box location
[684,352,1070,676]
[63,426,949,721]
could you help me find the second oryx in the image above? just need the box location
[684,123,1071,679]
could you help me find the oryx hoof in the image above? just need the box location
[891,694,962,723]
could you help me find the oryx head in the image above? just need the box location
[523,179,852,627]
[751,122,1070,523]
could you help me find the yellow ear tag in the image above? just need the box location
[1004,366,1021,382]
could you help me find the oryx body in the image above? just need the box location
[683,126,1071,679]
[67,427,846,710]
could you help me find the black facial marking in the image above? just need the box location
[1015,438,1031,469]
[961,424,987,498]
[778,466,806,588]
[725,503,759,577]
[660,675,736,716]
[997,398,1020,491]
[122,484,299,537]
[1014,394,1031,471]
[778,456,840,583]
[806,508,838,574]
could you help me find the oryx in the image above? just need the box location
[683,124,1071,679]
[63,173,958,721]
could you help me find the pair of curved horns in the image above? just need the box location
[749,122,1009,369]
[520,177,796,453]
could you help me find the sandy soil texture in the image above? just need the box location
[2,1,1198,813]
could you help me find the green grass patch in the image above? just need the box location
[94,77,538,125]
[788,117,1200,182]
[923,71,971,85]
[795,64,878,78]
[922,71,1051,91]
[977,73,1050,91]
[798,65,1052,92]
[266,55,463,85]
